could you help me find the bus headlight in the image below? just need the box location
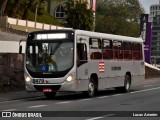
[66,73,75,82]
[25,76,32,83]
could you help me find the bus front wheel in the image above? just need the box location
[83,78,97,97]
[44,92,56,99]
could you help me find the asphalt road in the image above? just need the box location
[0,78,160,120]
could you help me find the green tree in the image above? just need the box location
[95,0,144,37]
[21,0,46,19]
[10,0,21,17]
[21,0,32,19]
[64,0,94,31]
[0,0,8,15]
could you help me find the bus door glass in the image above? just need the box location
[76,36,89,86]
[77,43,87,67]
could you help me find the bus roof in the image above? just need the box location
[75,30,143,43]
[28,29,143,43]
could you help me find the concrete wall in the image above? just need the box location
[0,16,66,32]
[0,27,27,53]
[0,53,24,91]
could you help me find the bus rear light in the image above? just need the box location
[43,88,52,92]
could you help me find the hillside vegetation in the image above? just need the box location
[0,0,62,26]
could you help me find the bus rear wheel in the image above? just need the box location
[116,74,131,93]
[123,74,131,92]
[44,92,56,99]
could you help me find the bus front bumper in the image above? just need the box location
[25,80,78,92]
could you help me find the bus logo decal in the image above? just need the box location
[99,62,105,72]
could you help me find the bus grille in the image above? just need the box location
[34,85,61,92]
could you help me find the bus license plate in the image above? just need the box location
[43,88,52,92]
[33,79,44,84]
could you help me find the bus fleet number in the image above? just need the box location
[33,79,44,84]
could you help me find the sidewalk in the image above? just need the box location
[144,77,160,84]
[0,78,159,102]
[0,91,43,102]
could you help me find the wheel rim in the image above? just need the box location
[125,76,130,90]
[89,82,95,96]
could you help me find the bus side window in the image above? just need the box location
[89,38,102,60]
[133,43,142,60]
[77,43,87,61]
[113,41,123,59]
[123,42,132,60]
[102,39,113,59]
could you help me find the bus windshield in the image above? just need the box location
[26,41,74,78]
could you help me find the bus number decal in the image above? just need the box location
[33,79,44,84]
[99,62,105,72]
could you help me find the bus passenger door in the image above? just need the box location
[76,37,89,91]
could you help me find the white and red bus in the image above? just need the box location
[20,29,145,98]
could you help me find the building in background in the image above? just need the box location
[46,0,94,19]
[149,3,160,22]
[144,22,152,64]
[149,2,160,66]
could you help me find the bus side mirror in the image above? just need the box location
[19,45,22,54]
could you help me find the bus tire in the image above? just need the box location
[83,78,97,97]
[116,74,131,93]
[44,92,56,99]
[123,74,131,92]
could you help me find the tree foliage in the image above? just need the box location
[95,0,144,37]
[0,0,46,19]
[64,0,94,31]
[21,0,46,19]
[0,0,8,15]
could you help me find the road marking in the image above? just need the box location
[97,94,123,98]
[2,109,17,111]
[27,105,47,108]
[86,116,104,120]
[78,99,91,101]
[86,114,114,120]
[143,85,153,87]
[55,101,71,104]
[131,87,160,94]
[97,96,110,99]
[111,94,123,97]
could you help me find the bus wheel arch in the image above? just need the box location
[126,72,131,85]
[90,73,98,90]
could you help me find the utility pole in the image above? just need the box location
[35,4,39,28]
[0,9,3,27]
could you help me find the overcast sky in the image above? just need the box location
[140,0,160,13]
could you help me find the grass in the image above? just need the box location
[28,12,63,26]
[10,25,41,32]
[17,10,63,26]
